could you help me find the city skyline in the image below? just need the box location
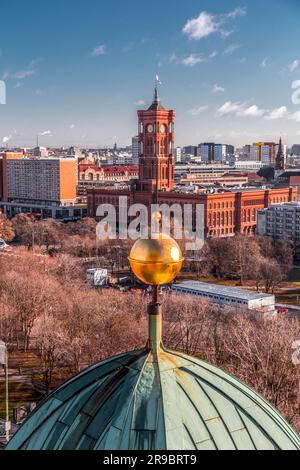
[0,0,300,147]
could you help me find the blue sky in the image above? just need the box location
[0,0,300,148]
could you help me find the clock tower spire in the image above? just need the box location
[137,83,175,192]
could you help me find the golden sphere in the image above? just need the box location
[129,234,183,286]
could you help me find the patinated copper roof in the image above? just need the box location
[6,345,300,450]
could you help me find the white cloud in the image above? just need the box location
[14,69,35,79]
[181,53,204,67]
[3,58,41,81]
[182,7,247,40]
[289,59,299,72]
[224,44,241,55]
[69,124,75,129]
[260,57,269,68]
[297,130,300,136]
[216,102,300,122]
[221,30,234,39]
[264,106,289,120]
[188,105,209,115]
[169,53,178,63]
[238,105,266,117]
[183,11,217,40]
[2,135,12,144]
[209,50,218,58]
[225,6,247,19]
[289,111,300,122]
[14,82,23,89]
[135,99,145,106]
[212,84,225,93]
[40,130,53,136]
[89,44,106,57]
[216,101,266,118]
[216,101,244,117]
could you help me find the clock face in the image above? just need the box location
[147,124,154,133]
[160,124,167,133]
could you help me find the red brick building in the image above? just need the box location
[79,164,139,183]
[87,89,297,238]
[136,87,175,192]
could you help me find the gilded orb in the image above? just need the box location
[129,234,183,286]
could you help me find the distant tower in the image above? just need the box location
[275,137,285,170]
[137,86,175,192]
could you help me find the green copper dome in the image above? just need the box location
[5,233,300,451]
[6,344,300,450]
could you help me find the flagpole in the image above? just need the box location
[5,345,9,443]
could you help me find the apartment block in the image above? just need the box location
[257,202,300,243]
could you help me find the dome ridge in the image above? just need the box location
[6,345,300,450]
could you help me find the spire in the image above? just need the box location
[148,85,165,111]
[154,85,159,104]
[276,136,285,170]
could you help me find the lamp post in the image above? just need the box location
[0,340,10,443]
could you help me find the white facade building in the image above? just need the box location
[174,146,182,163]
[233,160,263,170]
[172,281,275,315]
[132,136,139,165]
[257,202,300,243]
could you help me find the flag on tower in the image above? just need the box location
[155,75,162,85]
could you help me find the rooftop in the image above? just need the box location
[6,346,299,450]
[173,281,273,301]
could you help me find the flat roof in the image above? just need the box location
[173,281,274,301]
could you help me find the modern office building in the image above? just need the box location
[2,156,77,204]
[197,143,234,163]
[182,145,197,157]
[172,281,275,315]
[174,146,182,163]
[131,136,139,165]
[249,141,286,166]
[197,143,215,162]
[0,154,85,220]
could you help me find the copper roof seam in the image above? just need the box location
[112,350,152,449]
[232,409,257,450]
[195,379,240,450]
[155,348,169,449]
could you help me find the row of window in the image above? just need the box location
[208,201,234,210]
[208,212,234,225]
[174,288,247,305]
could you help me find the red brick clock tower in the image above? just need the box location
[137,87,175,192]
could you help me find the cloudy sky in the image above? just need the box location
[0,0,300,148]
